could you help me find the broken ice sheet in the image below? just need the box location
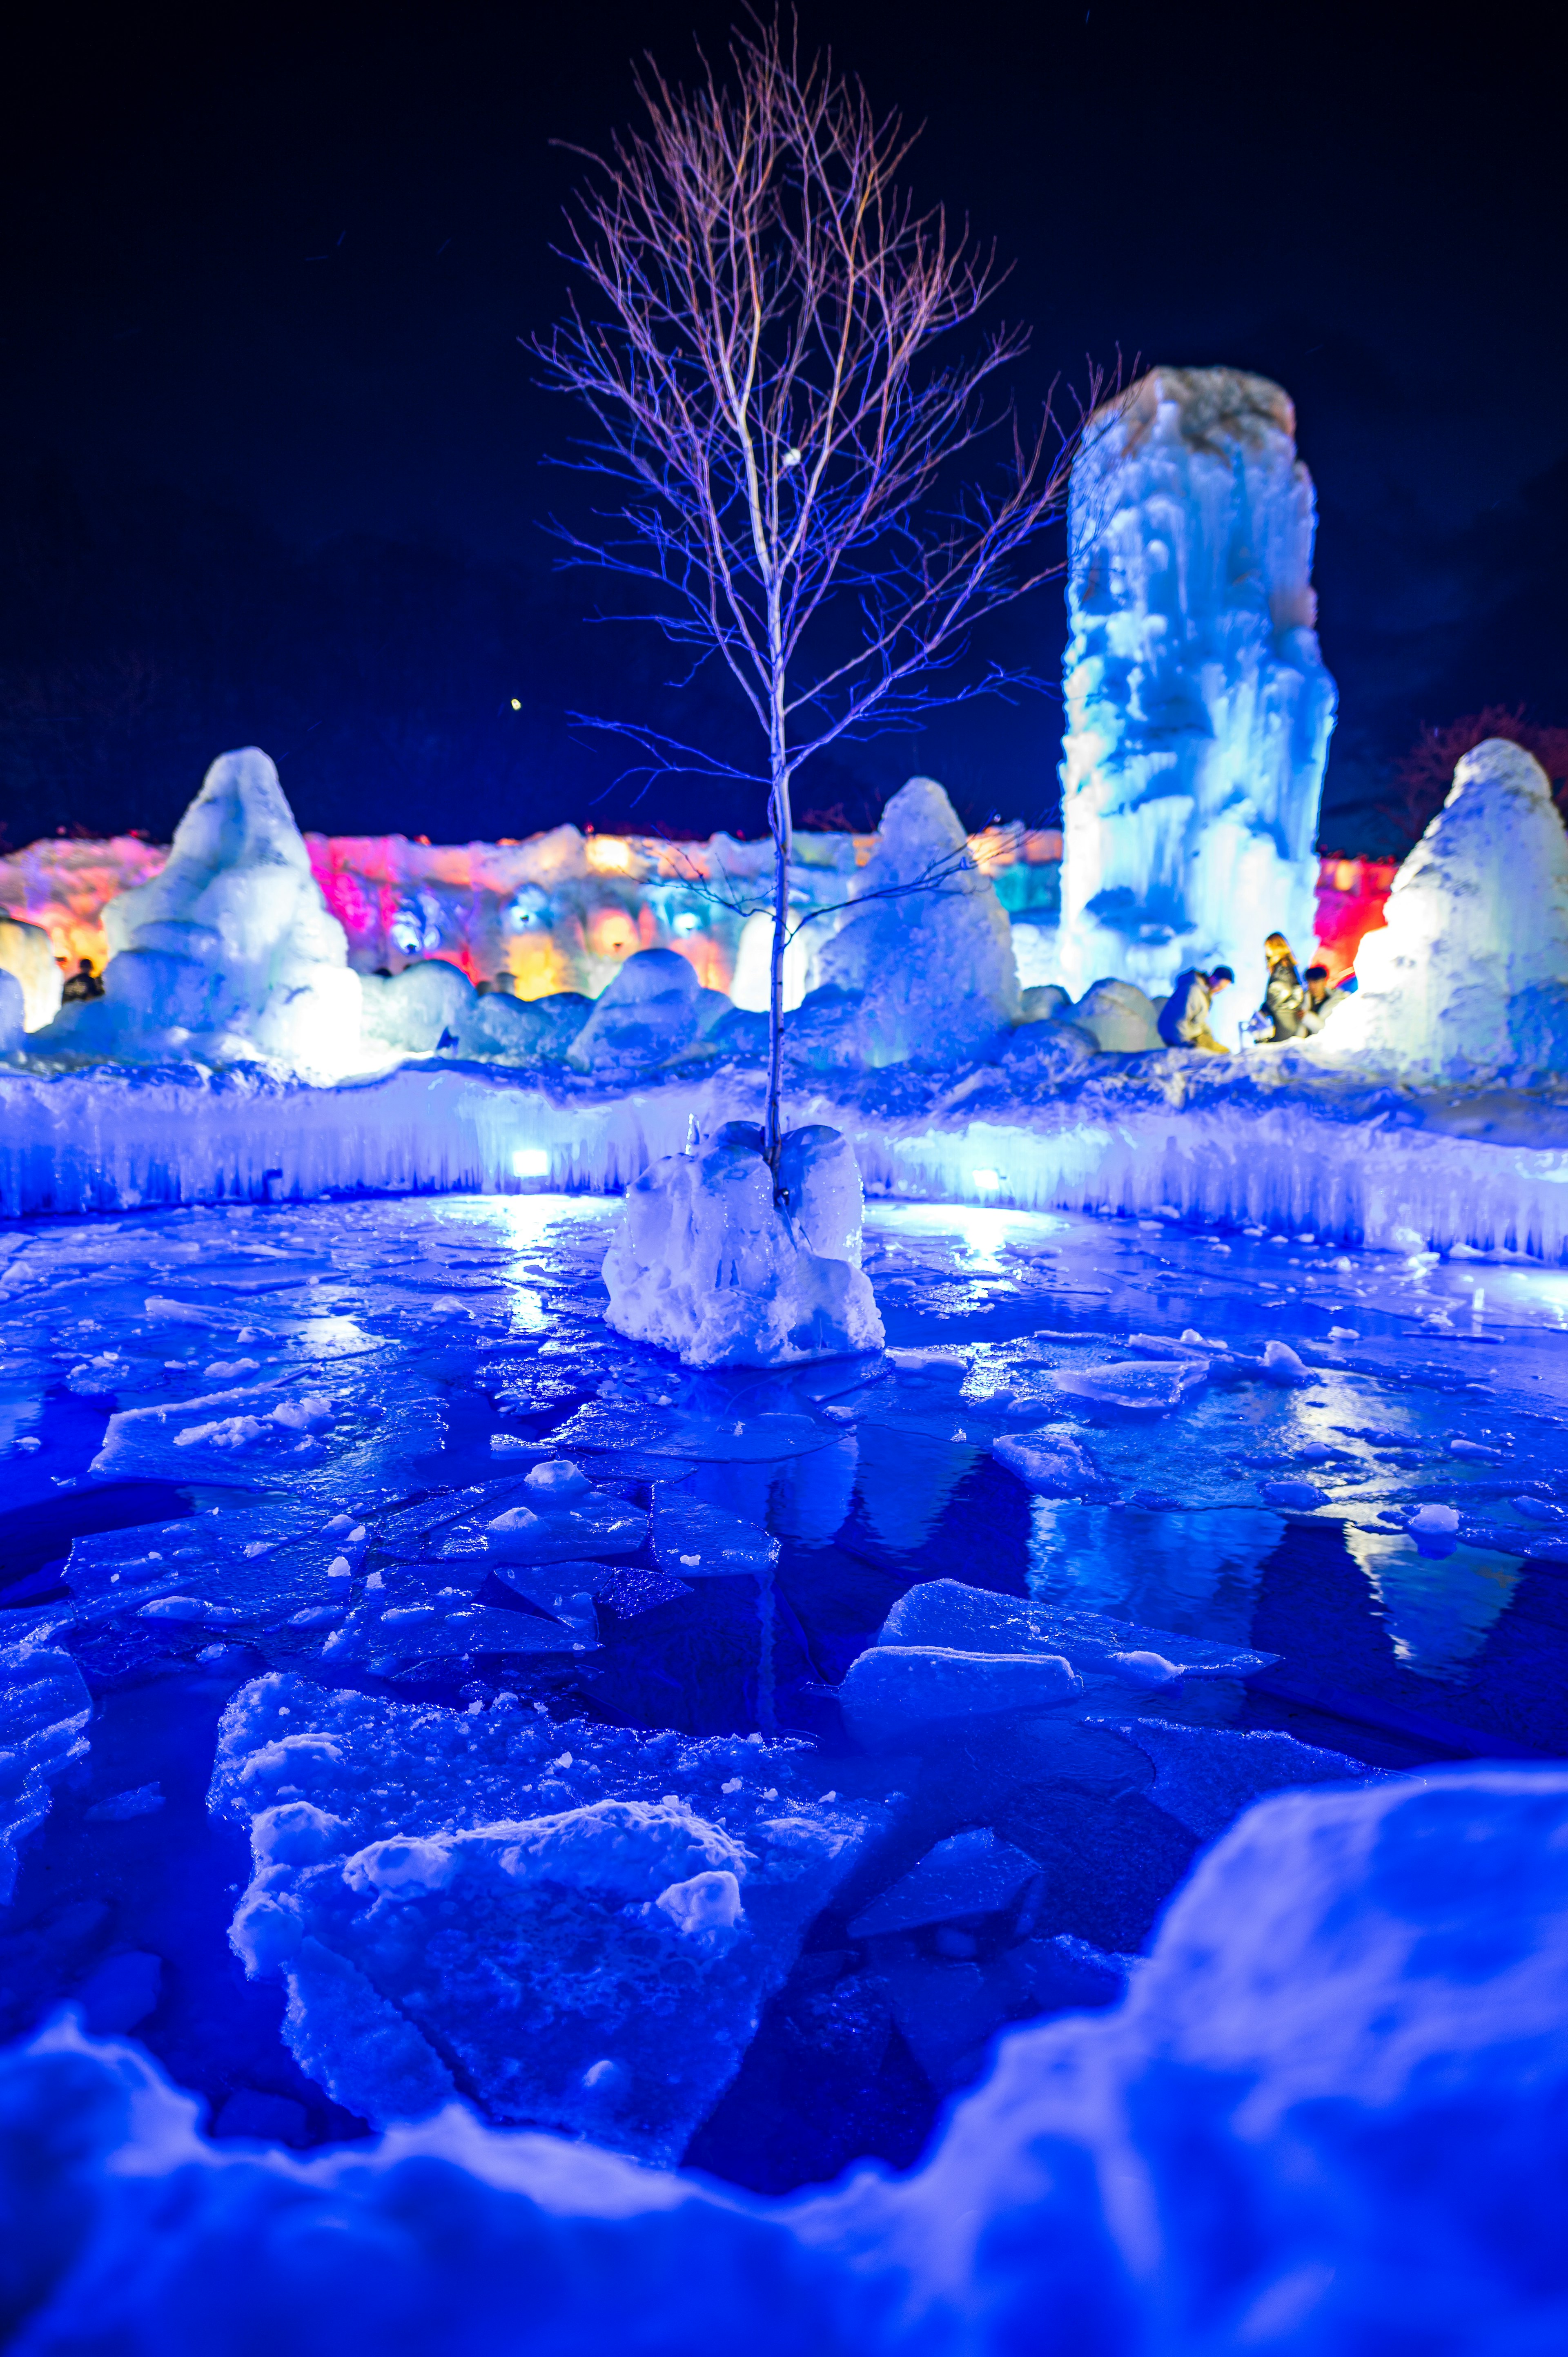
[209,1675,889,2161]
[0,1638,93,1903]
[651,1487,780,1578]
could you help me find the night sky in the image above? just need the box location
[2,1,1562,854]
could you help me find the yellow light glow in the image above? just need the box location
[586,836,634,874]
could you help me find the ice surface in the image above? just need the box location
[0,1639,92,1904]
[1324,738,1568,1081]
[847,1827,1043,1938]
[0,912,61,1031]
[10,1764,1568,2351]
[793,778,1020,1069]
[31,749,362,1078]
[210,1672,888,2161]
[1058,368,1336,1040]
[602,1122,884,1367]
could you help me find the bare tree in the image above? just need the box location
[538,15,1090,1166]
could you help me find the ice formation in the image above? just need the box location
[1323,738,1568,1081]
[7,1765,1567,2350]
[567,946,717,1073]
[210,1672,887,2161]
[0,912,62,1031]
[32,749,362,1077]
[0,966,23,1053]
[603,1121,884,1367]
[0,1640,92,1904]
[1058,368,1337,1041]
[791,778,1020,1069]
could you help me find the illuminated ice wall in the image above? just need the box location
[1057,367,1337,1037]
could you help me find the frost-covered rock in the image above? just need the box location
[603,1121,884,1368]
[0,912,62,1031]
[568,948,706,1073]
[1058,369,1336,1040]
[209,1673,887,2162]
[792,778,1020,1069]
[13,1766,1568,2351]
[30,749,362,1077]
[1069,977,1164,1053]
[0,1639,92,1904]
[358,958,475,1055]
[1324,738,1568,1081]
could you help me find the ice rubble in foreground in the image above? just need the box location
[5,1764,1565,2353]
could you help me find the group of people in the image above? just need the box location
[1158,934,1352,1055]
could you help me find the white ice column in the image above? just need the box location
[1057,368,1337,1038]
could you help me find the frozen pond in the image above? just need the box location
[3,1192,1566,2185]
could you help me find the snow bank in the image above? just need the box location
[603,1121,884,1366]
[8,1764,1566,2350]
[1324,738,1568,1081]
[30,749,362,1078]
[1058,368,1336,1039]
[793,778,1020,1068]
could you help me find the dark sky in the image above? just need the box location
[2,0,1562,853]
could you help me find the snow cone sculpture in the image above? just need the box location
[604,1121,884,1368]
[1324,738,1568,1082]
[789,777,1020,1070]
[36,747,362,1077]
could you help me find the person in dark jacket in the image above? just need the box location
[1158,965,1234,1051]
[1253,933,1308,1041]
[60,958,104,1003]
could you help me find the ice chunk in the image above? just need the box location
[849,1829,1043,1938]
[209,1673,888,2161]
[651,1488,780,1577]
[1260,1338,1310,1385]
[1058,369,1336,1041]
[568,948,704,1073]
[32,748,363,1078]
[0,1639,92,1904]
[991,1426,1106,1497]
[876,1578,1276,1687]
[602,1122,884,1368]
[1042,1358,1207,1420]
[1068,979,1163,1053]
[795,778,1020,1068]
[1097,1715,1371,1841]
[837,1645,1083,1750]
[0,912,62,1030]
[1324,738,1568,1081]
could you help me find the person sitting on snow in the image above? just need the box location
[1158,964,1234,1052]
[60,957,104,1003]
[1249,933,1308,1041]
[1299,962,1356,1033]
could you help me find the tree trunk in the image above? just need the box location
[764,749,792,1176]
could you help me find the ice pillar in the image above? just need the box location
[1057,368,1336,1038]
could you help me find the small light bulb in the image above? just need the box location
[510,697,521,710]
[783,448,802,468]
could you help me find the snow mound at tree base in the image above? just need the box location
[602,1121,885,1368]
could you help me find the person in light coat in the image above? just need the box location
[1158,965,1234,1052]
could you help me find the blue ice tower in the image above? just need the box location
[1057,368,1337,1042]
